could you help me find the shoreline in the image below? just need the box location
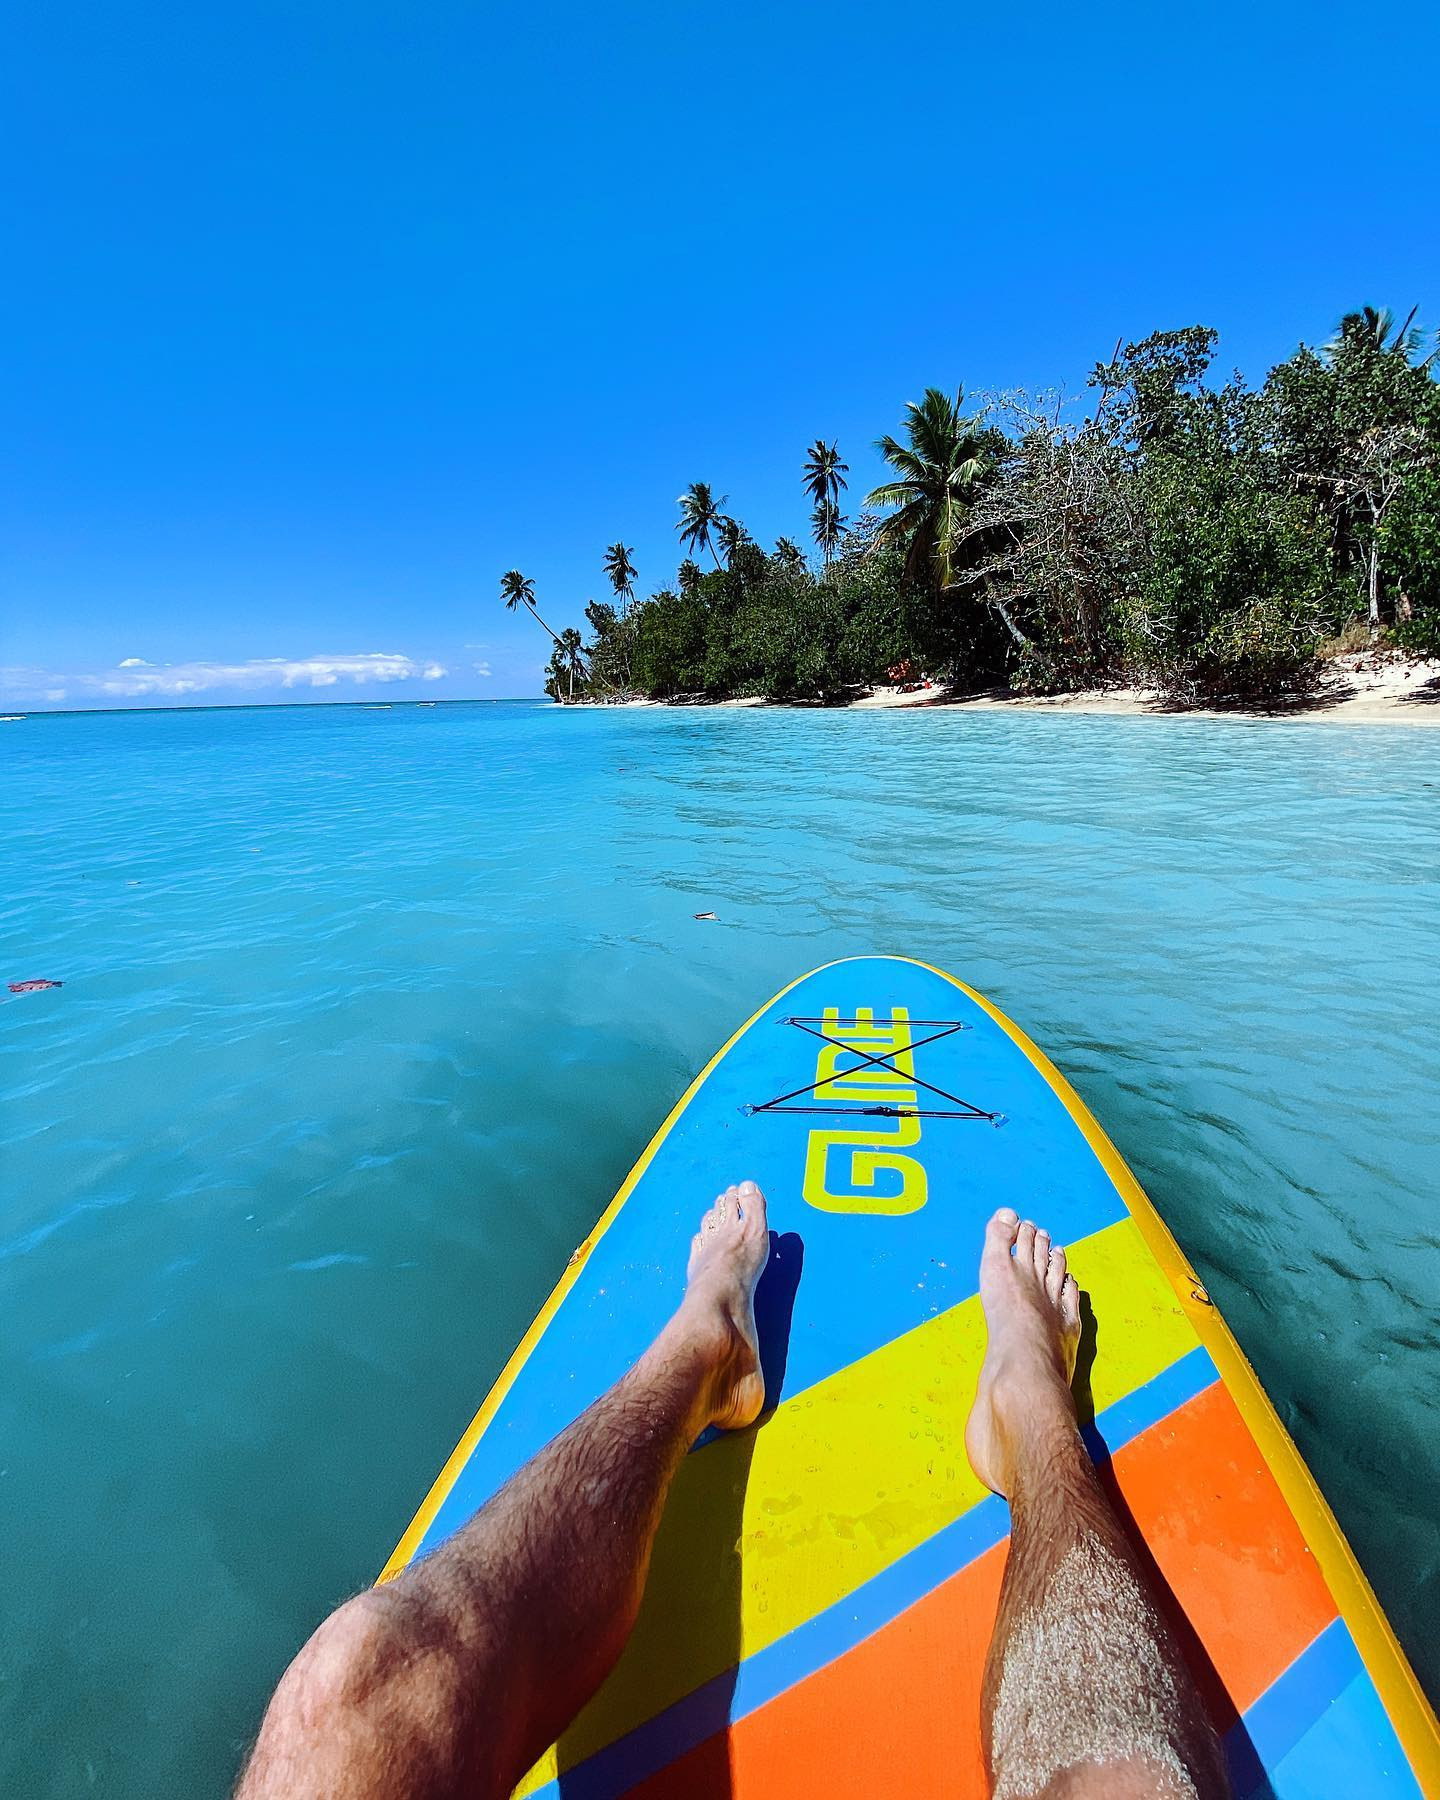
[592,652,1440,725]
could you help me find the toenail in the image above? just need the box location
[997,1207,1018,1223]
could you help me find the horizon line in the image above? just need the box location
[0,695,546,721]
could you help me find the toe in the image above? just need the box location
[736,1179,767,1231]
[1061,1273,1081,1334]
[1045,1245,1067,1306]
[1015,1219,1036,1270]
[982,1208,1020,1275]
[1033,1227,1051,1280]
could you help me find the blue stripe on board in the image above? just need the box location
[531,1347,1219,1800]
[1226,1619,1423,1800]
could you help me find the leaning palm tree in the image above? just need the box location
[602,543,638,616]
[676,482,727,569]
[803,440,849,564]
[865,388,994,596]
[499,569,564,651]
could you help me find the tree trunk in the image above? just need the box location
[1367,540,1381,637]
[993,596,1030,649]
[526,601,565,649]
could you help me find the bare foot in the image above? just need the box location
[965,1207,1082,1498]
[678,1180,770,1431]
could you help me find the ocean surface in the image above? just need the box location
[2,699,1437,1795]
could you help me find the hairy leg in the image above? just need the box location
[238,1181,770,1800]
[966,1208,1229,1800]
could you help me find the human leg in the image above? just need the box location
[237,1181,769,1800]
[966,1207,1229,1800]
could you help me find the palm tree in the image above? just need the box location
[810,501,843,565]
[677,559,703,596]
[676,482,727,569]
[1326,305,1421,360]
[803,440,848,564]
[774,537,807,568]
[715,515,748,566]
[559,627,586,701]
[499,568,534,612]
[602,543,638,616]
[865,388,995,598]
[500,569,565,652]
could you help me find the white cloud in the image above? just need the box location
[0,653,449,704]
[472,660,493,677]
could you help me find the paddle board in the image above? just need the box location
[383,955,1439,1798]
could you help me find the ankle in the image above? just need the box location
[1005,1407,1088,1502]
[655,1298,743,1399]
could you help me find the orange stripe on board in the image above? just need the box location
[628,1381,1337,1800]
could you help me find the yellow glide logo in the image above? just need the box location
[801,1007,929,1216]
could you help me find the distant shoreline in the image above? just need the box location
[584,652,1440,726]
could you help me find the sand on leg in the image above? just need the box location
[236,1181,770,1800]
[966,1207,1230,1800]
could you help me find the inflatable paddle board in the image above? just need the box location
[383,956,1439,1797]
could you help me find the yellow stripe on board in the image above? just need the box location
[514,1215,1199,1795]
[914,959,1440,1794]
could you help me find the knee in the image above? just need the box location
[288,1591,428,1719]
[247,1586,490,1798]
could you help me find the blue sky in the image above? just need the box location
[4,0,1438,707]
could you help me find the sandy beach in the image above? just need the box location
[848,651,1440,723]
[590,652,1440,722]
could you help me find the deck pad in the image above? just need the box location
[384,956,1439,1798]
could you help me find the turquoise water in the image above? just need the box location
[3,700,1437,1794]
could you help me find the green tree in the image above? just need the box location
[1091,327,1220,447]
[581,598,634,695]
[773,537,807,568]
[1386,465,1440,650]
[866,388,997,598]
[629,589,708,695]
[1266,308,1439,632]
[1091,334,1340,698]
[676,482,727,569]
